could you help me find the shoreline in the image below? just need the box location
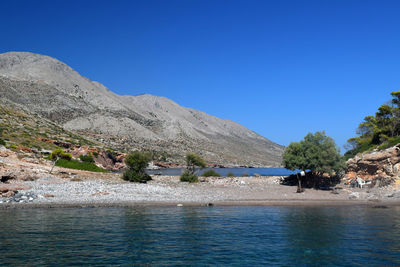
[2,199,400,210]
[2,146,400,209]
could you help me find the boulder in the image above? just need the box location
[345,144,400,182]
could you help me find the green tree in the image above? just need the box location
[122,151,152,183]
[283,142,306,192]
[49,148,72,174]
[180,153,206,183]
[283,131,345,192]
[346,91,400,158]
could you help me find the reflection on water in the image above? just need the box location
[0,206,400,266]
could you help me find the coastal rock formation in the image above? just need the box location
[346,144,400,180]
[0,52,284,166]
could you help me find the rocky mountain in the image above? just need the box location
[0,52,284,166]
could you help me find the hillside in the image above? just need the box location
[0,52,284,166]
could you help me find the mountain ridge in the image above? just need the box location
[0,51,284,166]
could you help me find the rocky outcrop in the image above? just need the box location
[346,144,400,180]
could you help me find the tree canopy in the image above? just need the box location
[180,153,207,183]
[283,131,345,176]
[185,153,207,174]
[283,131,345,192]
[345,91,400,159]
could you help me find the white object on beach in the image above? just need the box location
[357,178,366,188]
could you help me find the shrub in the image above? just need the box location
[378,136,400,150]
[180,170,199,183]
[227,172,235,177]
[56,159,108,172]
[122,151,152,183]
[79,154,94,163]
[50,148,72,161]
[8,144,17,149]
[122,169,151,182]
[0,138,5,146]
[241,173,249,177]
[202,170,221,177]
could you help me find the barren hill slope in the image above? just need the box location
[0,52,284,166]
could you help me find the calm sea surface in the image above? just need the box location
[1,206,400,266]
[146,167,296,176]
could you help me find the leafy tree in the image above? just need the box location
[49,148,72,174]
[49,148,72,161]
[345,91,400,158]
[283,131,345,192]
[283,142,307,192]
[122,151,152,183]
[180,153,206,183]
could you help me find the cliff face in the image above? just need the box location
[0,52,284,166]
[346,144,400,179]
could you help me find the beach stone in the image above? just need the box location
[1,191,16,198]
[349,192,360,199]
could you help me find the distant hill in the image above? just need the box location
[0,52,284,166]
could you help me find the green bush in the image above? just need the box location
[180,170,198,183]
[227,172,235,177]
[378,136,400,150]
[202,170,221,177]
[79,154,94,163]
[50,148,72,161]
[0,138,5,146]
[8,144,17,149]
[122,169,151,182]
[122,151,152,183]
[55,159,108,172]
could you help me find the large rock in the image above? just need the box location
[346,144,400,180]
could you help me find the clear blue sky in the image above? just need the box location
[1,0,399,150]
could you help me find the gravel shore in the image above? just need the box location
[2,146,400,208]
[1,173,400,208]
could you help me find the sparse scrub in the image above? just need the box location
[202,170,221,177]
[227,172,235,177]
[180,153,206,183]
[241,173,249,177]
[122,151,152,183]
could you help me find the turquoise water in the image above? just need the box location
[1,206,400,266]
[146,167,297,176]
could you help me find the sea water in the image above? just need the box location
[1,206,399,266]
[146,167,297,176]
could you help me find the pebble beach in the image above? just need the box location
[2,146,400,208]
